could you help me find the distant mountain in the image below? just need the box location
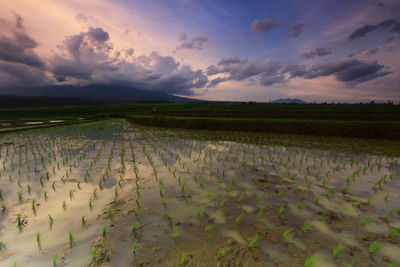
[1,84,201,103]
[271,98,307,104]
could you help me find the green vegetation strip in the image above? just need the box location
[126,115,400,139]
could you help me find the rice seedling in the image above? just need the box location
[257,208,264,219]
[217,249,223,260]
[205,223,213,232]
[332,243,345,259]
[48,215,53,230]
[281,228,293,240]
[17,191,22,203]
[81,216,87,228]
[248,234,259,248]
[91,246,98,261]
[304,254,318,267]
[301,222,311,233]
[0,204,6,214]
[278,202,285,217]
[360,217,371,227]
[32,199,36,215]
[384,210,394,221]
[236,214,244,225]
[388,228,399,238]
[219,198,227,208]
[16,215,22,226]
[62,200,66,211]
[102,225,108,237]
[36,232,41,251]
[180,252,189,267]
[256,192,263,202]
[168,209,174,220]
[384,193,390,204]
[297,200,305,209]
[69,231,74,248]
[52,254,58,267]
[132,239,138,254]
[197,205,204,216]
[132,221,140,233]
[369,240,382,256]
[172,226,179,239]
[314,195,321,205]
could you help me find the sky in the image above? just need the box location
[0,0,399,102]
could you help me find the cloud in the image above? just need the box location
[349,19,400,41]
[207,58,285,87]
[207,57,392,88]
[50,27,207,95]
[251,18,280,34]
[0,14,45,69]
[50,27,116,81]
[179,32,187,41]
[0,61,49,89]
[75,12,92,23]
[290,59,392,84]
[287,23,305,38]
[302,47,333,59]
[175,33,208,52]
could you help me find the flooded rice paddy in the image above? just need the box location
[0,119,399,266]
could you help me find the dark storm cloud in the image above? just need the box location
[50,27,117,81]
[289,59,392,83]
[206,58,285,87]
[0,61,49,88]
[287,23,305,38]
[207,57,392,87]
[302,47,333,59]
[251,18,280,34]
[0,14,45,69]
[50,28,208,95]
[175,34,208,51]
[217,57,246,66]
[349,19,400,41]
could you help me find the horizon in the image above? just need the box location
[1,0,399,103]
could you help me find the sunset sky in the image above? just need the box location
[1,0,399,102]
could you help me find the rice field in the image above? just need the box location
[0,119,399,266]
